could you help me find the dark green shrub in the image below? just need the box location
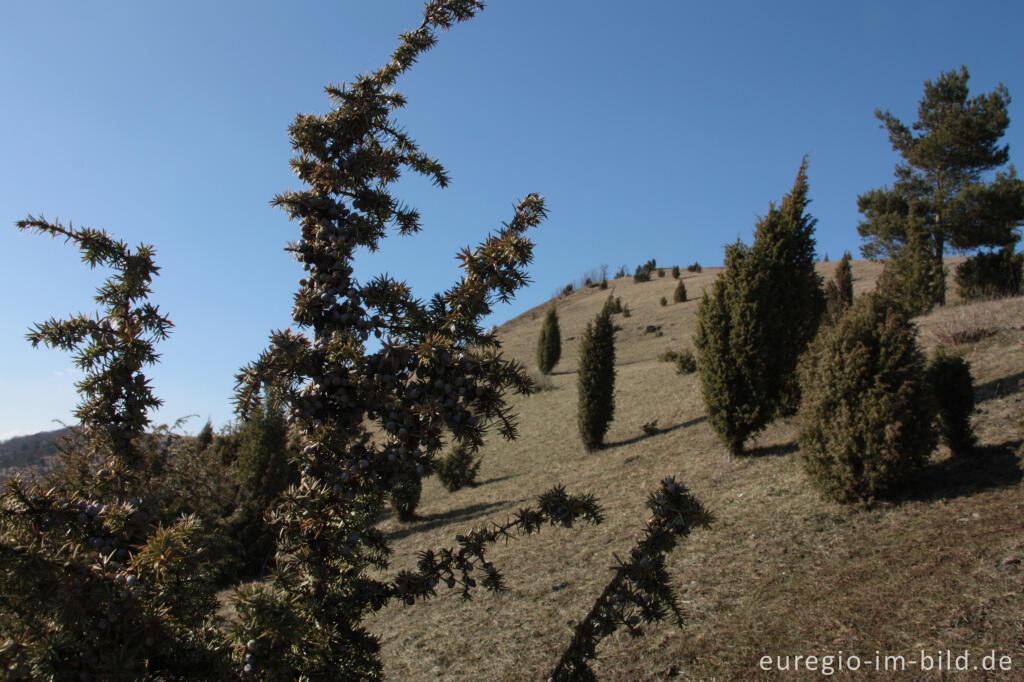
[436,443,482,492]
[234,398,295,505]
[687,261,702,273]
[671,265,681,279]
[390,474,423,522]
[578,309,616,451]
[3,219,231,679]
[824,252,854,322]
[602,295,622,316]
[660,348,696,374]
[633,258,657,282]
[622,304,631,317]
[598,278,608,290]
[195,420,215,453]
[536,306,562,375]
[660,296,668,306]
[657,269,665,277]
[925,351,977,455]
[562,283,575,296]
[695,159,824,456]
[875,220,942,315]
[673,280,687,303]
[835,252,854,305]
[797,295,937,502]
[614,265,627,279]
[675,350,697,375]
[955,247,1024,300]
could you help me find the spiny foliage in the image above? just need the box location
[955,246,1024,300]
[536,306,562,375]
[671,265,681,279]
[797,294,937,503]
[15,218,172,497]
[857,65,1024,306]
[925,351,977,456]
[550,477,712,681]
[694,160,824,456]
[227,3,625,678]
[577,308,617,451]
[1,221,229,680]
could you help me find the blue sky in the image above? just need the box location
[2,0,1022,438]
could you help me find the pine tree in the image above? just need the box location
[577,308,616,451]
[536,306,562,375]
[857,66,1024,306]
[797,294,937,502]
[694,159,824,456]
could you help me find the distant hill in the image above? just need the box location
[0,428,68,477]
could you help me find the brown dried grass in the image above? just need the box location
[365,260,1024,680]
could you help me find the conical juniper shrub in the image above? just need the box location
[536,306,561,375]
[925,350,977,455]
[797,294,937,503]
[577,308,616,451]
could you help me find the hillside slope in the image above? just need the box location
[0,428,67,479]
[369,259,1022,680]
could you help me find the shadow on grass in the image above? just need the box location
[605,415,707,448]
[385,500,516,541]
[474,474,517,487]
[900,439,1023,503]
[975,371,1024,403]
[744,442,799,458]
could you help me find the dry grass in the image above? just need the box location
[366,260,1024,680]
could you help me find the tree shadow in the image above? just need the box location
[604,416,707,448]
[744,442,799,459]
[474,474,517,487]
[384,499,520,541]
[898,439,1023,503]
[975,371,1024,403]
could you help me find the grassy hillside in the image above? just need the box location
[367,259,1023,680]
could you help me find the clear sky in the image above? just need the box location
[2,0,1022,439]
